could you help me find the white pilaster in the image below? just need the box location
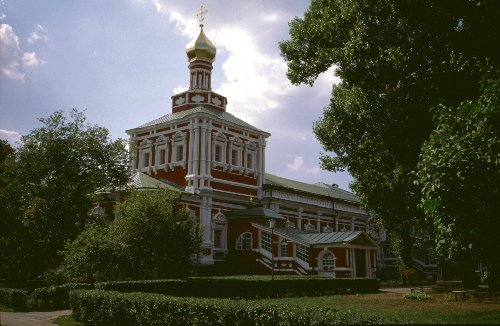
[200,195,214,265]
[316,210,322,231]
[297,208,303,230]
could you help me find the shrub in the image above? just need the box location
[0,287,28,311]
[29,283,94,310]
[64,190,199,282]
[403,291,432,301]
[70,289,409,326]
[95,277,380,298]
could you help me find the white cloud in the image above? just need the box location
[152,3,296,127]
[0,129,22,146]
[0,23,25,81]
[27,24,48,43]
[22,52,44,67]
[287,155,321,176]
[0,23,45,81]
[0,13,6,20]
[173,85,188,94]
[287,156,304,171]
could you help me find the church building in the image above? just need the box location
[124,11,381,278]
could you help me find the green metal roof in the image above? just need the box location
[128,172,181,192]
[273,227,375,246]
[126,106,269,135]
[227,206,285,220]
[264,173,359,203]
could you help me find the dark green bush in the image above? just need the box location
[70,289,409,326]
[95,277,379,298]
[0,287,28,311]
[29,283,93,310]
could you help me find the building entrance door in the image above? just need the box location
[355,249,366,277]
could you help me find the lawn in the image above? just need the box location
[260,291,500,324]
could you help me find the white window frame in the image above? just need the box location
[320,251,336,271]
[244,141,256,175]
[170,131,186,169]
[228,136,243,173]
[212,129,228,170]
[295,243,309,263]
[236,232,252,250]
[138,139,153,173]
[260,231,272,253]
[211,210,227,251]
[155,135,169,171]
[279,239,288,257]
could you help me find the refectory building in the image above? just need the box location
[125,19,381,278]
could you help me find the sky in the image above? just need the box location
[0,0,354,190]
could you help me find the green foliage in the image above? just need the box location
[94,277,380,298]
[28,283,93,311]
[403,291,432,301]
[0,284,93,311]
[417,78,500,290]
[0,109,129,281]
[280,0,500,268]
[64,190,199,282]
[0,288,28,311]
[63,225,129,283]
[70,289,406,326]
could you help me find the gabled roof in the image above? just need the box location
[264,173,359,203]
[126,106,269,135]
[128,172,181,192]
[227,206,285,220]
[272,227,377,247]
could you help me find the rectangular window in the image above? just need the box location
[143,152,150,167]
[260,231,272,252]
[176,145,184,162]
[231,149,238,166]
[247,153,253,169]
[296,244,309,263]
[215,145,222,162]
[214,229,222,248]
[159,149,166,165]
[280,240,288,257]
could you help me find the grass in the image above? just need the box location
[260,291,500,324]
[0,304,14,312]
[53,314,82,326]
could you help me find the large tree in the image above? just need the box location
[0,109,129,281]
[280,0,500,269]
[417,78,500,289]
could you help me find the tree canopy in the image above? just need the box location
[280,0,500,277]
[417,78,500,289]
[0,109,129,281]
[64,190,199,282]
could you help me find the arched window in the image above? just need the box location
[321,252,336,271]
[236,232,252,250]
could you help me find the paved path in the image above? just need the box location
[0,310,71,326]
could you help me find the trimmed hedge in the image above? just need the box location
[95,277,379,298]
[0,283,93,311]
[70,289,410,325]
[29,283,94,310]
[0,288,29,311]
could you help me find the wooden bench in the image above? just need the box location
[451,290,470,301]
[451,290,500,302]
[411,286,434,294]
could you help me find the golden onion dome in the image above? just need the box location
[186,25,216,63]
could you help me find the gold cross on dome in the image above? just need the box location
[195,4,208,25]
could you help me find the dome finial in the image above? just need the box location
[195,4,208,27]
[186,4,216,63]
